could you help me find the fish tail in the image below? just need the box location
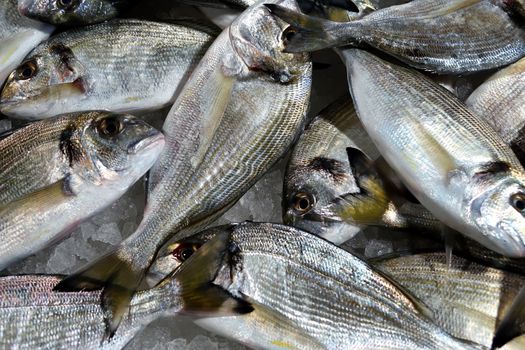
[167,231,253,315]
[54,250,142,339]
[264,4,346,52]
[492,285,525,349]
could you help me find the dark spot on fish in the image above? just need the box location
[451,53,458,59]
[511,128,525,165]
[308,157,348,182]
[473,161,511,183]
[59,125,84,167]
[477,52,487,59]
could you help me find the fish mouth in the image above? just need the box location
[128,132,165,155]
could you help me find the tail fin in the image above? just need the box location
[264,4,345,52]
[492,285,525,349]
[54,250,141,340]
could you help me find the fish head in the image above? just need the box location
[18,0,120,25]
[79,112,164,184]
[283,157,361,244]
[0,43,88,118]
[471,174,525,258]
[229,0,310,83]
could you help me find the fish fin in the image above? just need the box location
[53,251,140,339]
[159,231,253,315]
[346,147,372,181]
[376,268,434,320]
[264,4,343,52]
[440,225,458,269]
[493,285,525,349]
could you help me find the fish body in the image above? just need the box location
[0,0,53,86]
[376,253,525,349]
[341,48,525,258]
[56,0,312,335]
[0,19,217,120]
[0,112,164,269]
[466,57,525,165]
[267,0,525,74]
[283,96,438,244]
[181,223,480,350]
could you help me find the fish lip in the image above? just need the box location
[128,132,165,155]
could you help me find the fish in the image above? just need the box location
[0,111,164,270]
[283,96,439,244]
[0,243,250,349]
[0,0,54,87]
[265,0,525,74]
[55,0,312,337]
[0,19,218,120]
[340,48,525,258]
[150,222,482,349]
[375,252,525,349]
[466,57,525,166]
[17,0,124,25]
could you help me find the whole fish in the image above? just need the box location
[55,0,312,336]
[153,222,481,349]
[266,0,525,74]
[283,96,439,244]
[17,0,123,25]
[0,111,164,270]
[375,253,525,349]
[466,57,525,165]
[340,48,525,258]
[0,0,54,86]
[0,262,249,348]
[0,19,217,120]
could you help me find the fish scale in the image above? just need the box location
[193,223,479,349]
[0,275,186,349]
[376,253,525,349]
[0,19,217,119]
[466,57,525,165]
[341,48,525,257]
[55,0,312,336]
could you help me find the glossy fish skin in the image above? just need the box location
[342,48,525,258]
[17,0,122,25]
[376,253,525,349]
[173,223,480,349]
[0,19,217,120]
[56,0,311,335]
[466,57,525,165]
[0,0,54,87]
[0,112,164,270]
[283,97,439,244]
[267,0,525,74]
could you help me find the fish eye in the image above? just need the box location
[282,27,296,44]
[293,192,315,214]
[171,243,200,262]
[16,61,37,80]
[511,193,525,213]
[57,0,78,9]
[96,116,124,137]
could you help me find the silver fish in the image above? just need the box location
[157,222,482,349]
[376,253,525,349]
[466,57,525,165]
[266,0,525,74]
[341,48,525,258]
[0,19,217,120]
[283,96,438,244]
[0,0,53,86]
[17,0,123,25]
[55,0,312,336]
[0,111,164,270]
[0,258,248,349]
